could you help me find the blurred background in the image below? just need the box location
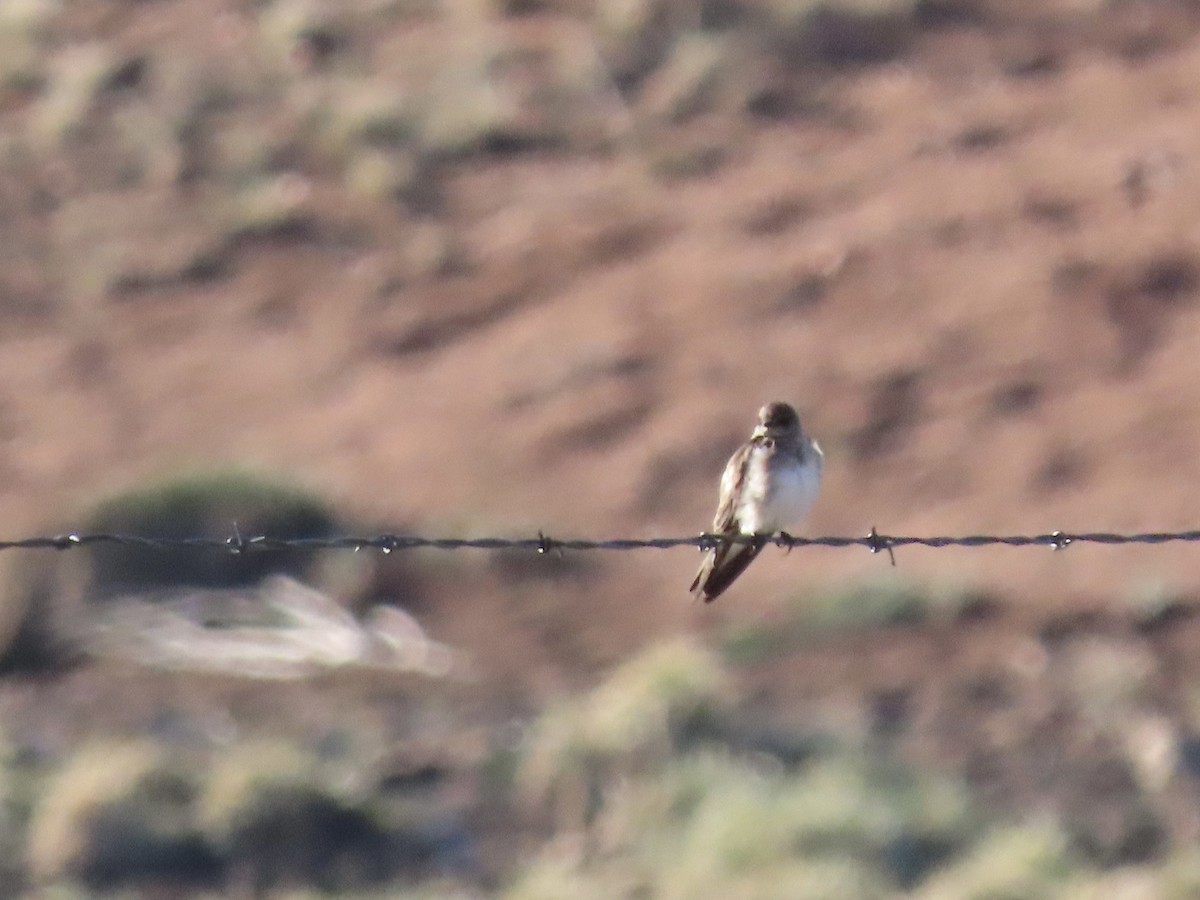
[3,0,1200,895]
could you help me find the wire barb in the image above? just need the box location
[1048,530,1072,551]
[866,526,897,566]
[535,531,564,559]
[226,521,246,555]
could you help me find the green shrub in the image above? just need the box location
[199,740,398,892]
[520,637,729,828]
[25,740,214,888]
[913,823,1073,900]
[83,470,338,599]
[513,638,981,897]
[0,0,55,91]
[0,729,30,896]
[513,740,978,899]
[723,577,993,664]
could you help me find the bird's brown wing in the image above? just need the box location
[690,441,764,602]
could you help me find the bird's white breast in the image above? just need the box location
[737,443,821,534]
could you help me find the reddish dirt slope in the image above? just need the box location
[2,0,1200,710]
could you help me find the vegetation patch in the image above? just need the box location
[83,469,338,599]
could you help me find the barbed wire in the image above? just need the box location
[3,527,1200,561]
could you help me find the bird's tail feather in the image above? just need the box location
[690,541,764,602]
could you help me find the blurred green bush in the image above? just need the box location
[83,469,337,598]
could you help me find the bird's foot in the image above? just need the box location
[778,531,795,553]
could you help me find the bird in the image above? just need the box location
[690,401,823,602]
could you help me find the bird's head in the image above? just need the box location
[754,401,802,440]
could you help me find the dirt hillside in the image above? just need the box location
[5,2,1200,888]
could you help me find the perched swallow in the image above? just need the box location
[690,401,822,602]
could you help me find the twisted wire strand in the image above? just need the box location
[2,528,1200,555]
